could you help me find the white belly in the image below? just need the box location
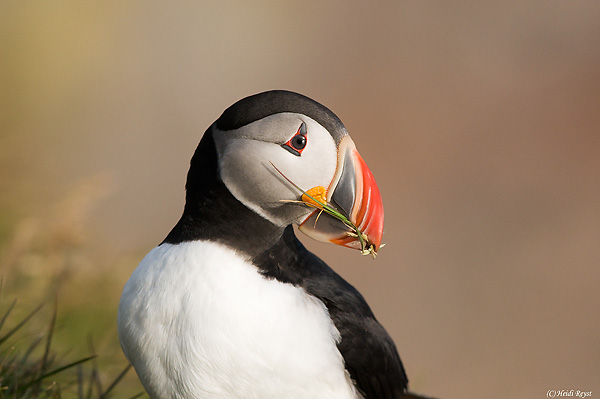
[118,240,358,399]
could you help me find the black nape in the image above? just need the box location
[162,129,284,257]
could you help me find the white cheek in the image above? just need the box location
[220,139,299,205]
[215,118,339,225]
[277,121,338,192]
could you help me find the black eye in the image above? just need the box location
[281,122,308,156]
[291,134,306,150]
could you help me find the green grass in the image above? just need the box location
[0,295,143,398]
[0,178,148,398]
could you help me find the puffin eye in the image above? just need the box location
[291,135,306,150]
[281,122,308,156]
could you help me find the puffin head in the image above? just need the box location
[203,90,384,256]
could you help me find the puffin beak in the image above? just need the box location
[298,136,384,255]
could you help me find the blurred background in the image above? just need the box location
[1,1,599,398]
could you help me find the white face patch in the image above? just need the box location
[213,113,340,226]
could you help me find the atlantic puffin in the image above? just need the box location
[118,90,421,399]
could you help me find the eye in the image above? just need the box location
[291,134,306,150]
[281,122,308,156]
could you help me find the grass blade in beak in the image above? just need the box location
[270,162,380,258]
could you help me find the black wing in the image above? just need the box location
[254,226,408,399]
[314,278,408,399]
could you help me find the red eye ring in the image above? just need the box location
[282,122,307,156]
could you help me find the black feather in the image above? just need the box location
[216,90,347,145]
[254,226,409,399]
[162,130,283,255]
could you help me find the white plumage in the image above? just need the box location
[118,240,360,399]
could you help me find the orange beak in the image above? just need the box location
[299,136,384,254]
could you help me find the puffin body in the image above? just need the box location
[118,91,408,399]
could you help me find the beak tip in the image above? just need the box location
[355,151,384,254]
[364,207,384,254]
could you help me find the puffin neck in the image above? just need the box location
[162,129,285,258]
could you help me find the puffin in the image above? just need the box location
[118,90,423,399]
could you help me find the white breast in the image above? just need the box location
[118,240,359,399]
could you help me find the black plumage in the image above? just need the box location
[162,129,282,255]
[216,90,348,145]
[254,226,408,399]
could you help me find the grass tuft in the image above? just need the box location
[0,176,147,398]
[0,295,142,399]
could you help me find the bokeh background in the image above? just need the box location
[1,2,599,398]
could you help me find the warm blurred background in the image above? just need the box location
[1,2,599,398]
